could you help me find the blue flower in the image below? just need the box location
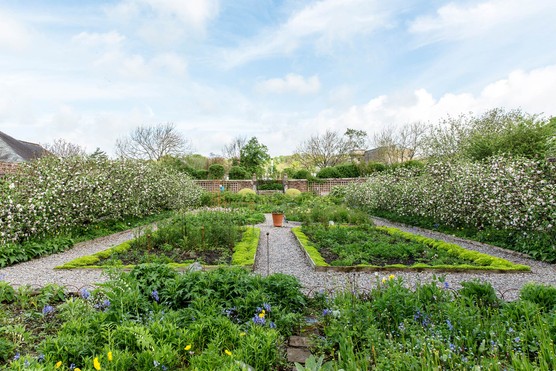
[252,315,266,325]
[13,352,20,361]
[446,319,453,331]
[42,305,54,315]
[449,343,456,352]
[443,281,450,289]
[322,309,332,316]
[262,303,272,312]
[269,321,276,329]
[70,363,76,369]
[37,354,45,363]
[151,290,160,302]
[79,288,90,299]
[154,360,160,367]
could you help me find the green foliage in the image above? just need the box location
[239,137,271,177]
[285,188,302,197]
[228,165,250,180]
[425,108,555,160]
[208,164,225,179]
[231,227,260,266]
[316,166,341,178]
[195,169,209,179]
[335,163,360,178]
[0,281,16,304]
[519,283,556,312]
[293,169,312,179]
[257,181,284,191]
[358,161,387,176]
[459,279,500,308]
[237,188,256,196]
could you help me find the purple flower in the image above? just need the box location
[252,315,266,325]
[322,309,332,316]
[443,281,450,289]
[262,303,272,312]
[79,288,90,299]
[151,290,160,302]
[42,305,54,315]
[13,352,20,361]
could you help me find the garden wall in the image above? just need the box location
[194,177,367,196]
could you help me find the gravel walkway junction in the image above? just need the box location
[2,215,555,300]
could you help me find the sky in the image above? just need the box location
[1,0,556,157]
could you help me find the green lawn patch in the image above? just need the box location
[294,224,529,272]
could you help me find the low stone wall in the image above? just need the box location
[194,177,367,196]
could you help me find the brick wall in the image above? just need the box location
[194,177,367,196]
[0,162,19,176]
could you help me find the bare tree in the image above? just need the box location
[372,127,398,164]
[397,121,428,161]
[115,123,192,161]
[43,138,87,158]
[372,122,428,163]
[222,136,247,164]
[296,130,351,168]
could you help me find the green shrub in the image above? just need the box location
[316,167,341,178]
[257,182,284,191]
[0,281,16,303]
[335,164,360,178]
[238,188,256,196]
[195,169,209,179]
[293,169,311,179]
[459,279,500,307]
[208,164,225,179]
[229,166,250,180]
[519,283,556,312]
[285,188,301,197]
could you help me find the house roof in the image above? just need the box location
[0,131,47,163]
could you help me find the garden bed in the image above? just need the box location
[56,210,263,270]
[292,225,530,273]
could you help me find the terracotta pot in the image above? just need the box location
[272,213,284,227]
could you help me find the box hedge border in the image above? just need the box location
[292,226,530,273]
[56,226,260,270]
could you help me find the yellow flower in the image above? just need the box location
[225,349,232,356]
[240,332,246,337]
[258,312,265,318]
[75,369,81,371]
[389,274,395,280]
[93,357,101,370]
[55,361,62,369]
[107,351,113,361]
[184,344,192,351]
[381,277,387,284]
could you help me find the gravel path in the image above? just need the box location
[0,229,141,291]
[2,215,555,300]
[253,215,556,300]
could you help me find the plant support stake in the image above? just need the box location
[266,232,270,277]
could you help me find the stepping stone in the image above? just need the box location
[289,336,310,348]
[287,347,312,364]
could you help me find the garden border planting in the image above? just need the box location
[292,226,530,273]
[56,226,261,271]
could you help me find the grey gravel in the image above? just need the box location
[0,227,149,291]
[2,215,555,301]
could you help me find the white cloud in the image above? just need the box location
[311,65,556,136]
[256,74,320,95]
[0,10,31,50]
[72,31,126,47]
[142,0,219,30]
[409,0,556,43]
[152,53,187,76]
[107,0,219,33]
[222,0,394,67]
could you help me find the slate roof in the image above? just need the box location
[0,131,47,163]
